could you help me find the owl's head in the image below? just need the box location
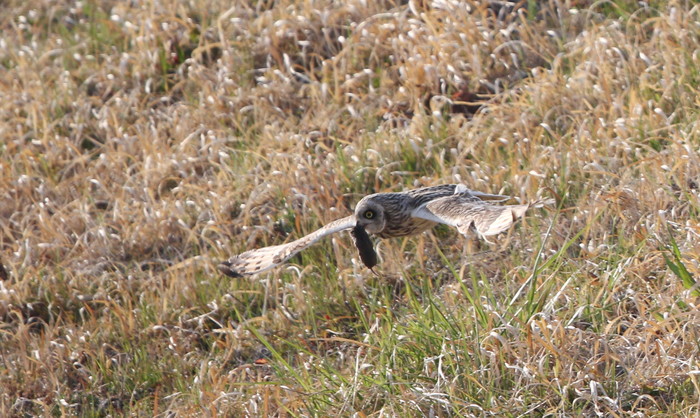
[354,196,386,234]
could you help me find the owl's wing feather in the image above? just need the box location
[453,184,512,202]
[412,195,552,238]
[219,215,356,277]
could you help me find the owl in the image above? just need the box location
[219,184,552,277]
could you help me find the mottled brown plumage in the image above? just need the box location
[218,184,552,276]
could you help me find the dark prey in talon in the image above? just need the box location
[218,184,554,277]
[351,224,378,270]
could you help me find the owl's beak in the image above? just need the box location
[351,224,378,270]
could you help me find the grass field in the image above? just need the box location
[2,0,700,415]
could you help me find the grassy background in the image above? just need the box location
[2,0,700,415]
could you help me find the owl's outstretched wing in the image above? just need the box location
[412,194,553,239]
[219,215,356,277]
[455,184,512,202]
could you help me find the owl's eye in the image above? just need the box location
[363,210,375,219]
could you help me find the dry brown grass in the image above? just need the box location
[1,0,700,415]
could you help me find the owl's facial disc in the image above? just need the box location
[355,200,385,234]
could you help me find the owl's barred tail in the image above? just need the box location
[508,198,555,222]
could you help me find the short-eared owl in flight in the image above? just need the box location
[219,184,552,277]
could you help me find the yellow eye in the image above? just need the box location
[364,210,375,219]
